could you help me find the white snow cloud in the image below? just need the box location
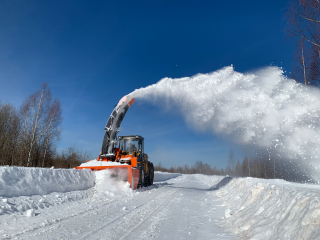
[129,66,320,182]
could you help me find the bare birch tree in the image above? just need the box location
[19,83,62,167]
[292,40,309,85]
[42,98,62,167]
[26,83,51,166]
[286,0,320,85]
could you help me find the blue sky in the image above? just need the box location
[0,0,294,169]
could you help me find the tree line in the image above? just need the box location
[155,149,313,183]
[0,83,90,168]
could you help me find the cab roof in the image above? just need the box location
[118,135,144,141]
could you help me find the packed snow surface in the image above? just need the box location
[1,167,320,239]
[129,66,320,182]
[153,171,181,182]
[79,160,128,167]
[0,166,95,198]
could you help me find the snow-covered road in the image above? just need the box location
[2,168,320,239]
[0,174,234,240]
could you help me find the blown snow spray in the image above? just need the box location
[128,66,320,183]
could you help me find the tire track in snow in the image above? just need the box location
[119,189,179,240]
[139,191,183,240]
[11,186,177,240]
[79,188,178,240]
[6,199,117,239]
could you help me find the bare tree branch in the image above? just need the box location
[295,10,320,23]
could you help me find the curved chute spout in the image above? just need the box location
[100,96,135,158]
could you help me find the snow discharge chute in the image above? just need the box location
[128,66,320,183]
[101,95,135,158]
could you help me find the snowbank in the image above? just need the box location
[0,166,95,198]
[153,171,181,182]
[211,176,320,240]
[0,188,93,216]
[80,160,128,167]
[0,168,179,200]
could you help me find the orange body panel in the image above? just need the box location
[128,98,135,106]
[128,157,138,167]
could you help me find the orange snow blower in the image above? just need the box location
[75,96,154,190]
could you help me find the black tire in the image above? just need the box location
[137,164,145,188]
[150,163,154,185]
[145,163,152,186]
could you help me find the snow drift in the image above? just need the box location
[0,166,95,198]
[201,175,320,240]
[129,66,320,182]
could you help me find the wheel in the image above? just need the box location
[137,164,145,188]
[144,163,152,186]
[150,163,154,185]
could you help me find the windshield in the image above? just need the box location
[119,139,139,154]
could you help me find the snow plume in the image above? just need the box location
[94,169,133,197]
[129,66,320,183]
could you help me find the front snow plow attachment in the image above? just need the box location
[75,164,140,190]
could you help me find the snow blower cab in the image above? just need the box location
[117,135,144,163]
[75,96,154,190]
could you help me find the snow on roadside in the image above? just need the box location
[0,166,95,198]
[153,171,181,182]
[0,166,95,216]
[210,176,320,240]
[0,189,93,216]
